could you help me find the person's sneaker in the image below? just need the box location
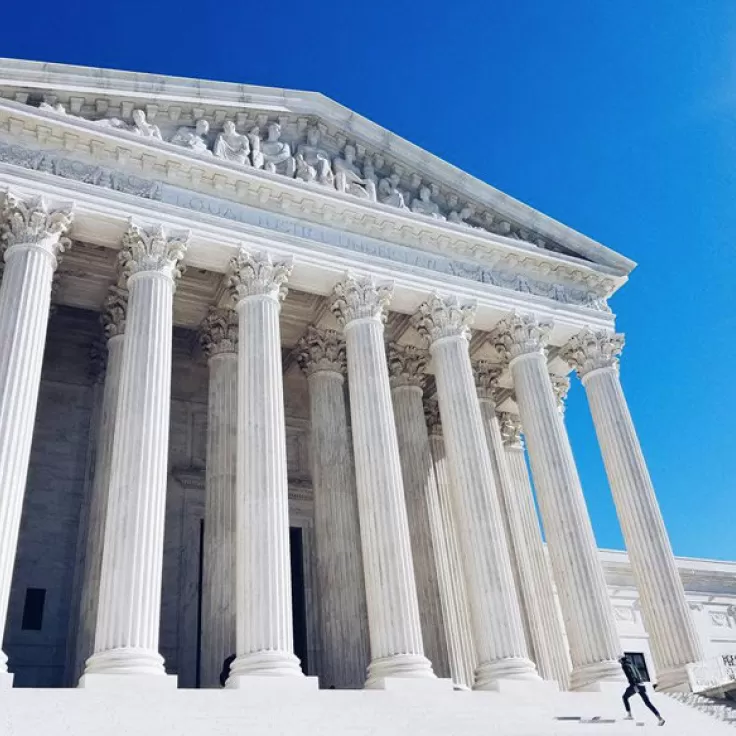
[623,714,634,720]
[658,717,666,726]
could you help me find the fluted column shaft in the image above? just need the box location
[389,351,449,677]
[500,414,572,689]
[74,290,127,682]
[0,195,72,683]
[200,308,239,688]
[297,327,369,688]
[83,225,187,682]
[426,403,476,690]
[474,384,534,661]
[414,296,538,689]
[563,329,702,691]
[227,251,302,682]
[331,275,434,686]
[493,314,621,689]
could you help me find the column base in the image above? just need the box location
[82,647,167,677]
[570,659,625,692]
[479,678,559,696]
[78,673,177,690]
[654,664,691,692]
[0,672,14,688]
[226,674,318,691]
[365,653,436,688]
[228,650,304,678]
[473,657,541,690]
[366,676,453,691]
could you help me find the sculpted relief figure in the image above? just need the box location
[258,122,296,177]
[411,184,445,220]
[213,120,250,165]
[294,153,317,183]
[171,119,212,155]
[297,125,333,186]
[448,204,475,226]
[130,109,162,139]
[377,172,406,208]
[333,145,376,201]
[39,101,67,115]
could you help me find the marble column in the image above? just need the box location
[425,398,476,690]
[0,194,73,686]
[491,313,621,689]
[82,223,188,684]
[74,285,128,683]
[562,328,703,690]
[330,274,435,686]
[388,344,449,678]
[413,295,538,689]
[199,308,239,688]
[473,363,536,664]
[296,325,369,689]
[498,412,572,689]
[226,249,305,684]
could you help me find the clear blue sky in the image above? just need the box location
[2,2,734,560]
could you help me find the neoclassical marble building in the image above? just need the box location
[0,59,731,716]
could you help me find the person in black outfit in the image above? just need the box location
[219,653,236,688]
[619,655,665,726]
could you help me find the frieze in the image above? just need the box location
[0,140,610,310]
[16,97,577,256]
[0,141,161,199]
[164,187,609,311]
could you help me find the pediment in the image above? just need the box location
[0,58,635,282]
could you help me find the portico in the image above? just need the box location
[0,59,705,701]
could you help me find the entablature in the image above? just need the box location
[0,98,624,312]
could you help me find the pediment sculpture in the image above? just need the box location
[213,121,250,165]
[334,145,376,201]
[27,99,562,252]
[171,119,212,155]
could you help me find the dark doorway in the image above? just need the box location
[290,526,308,673]
[624,651,651,682]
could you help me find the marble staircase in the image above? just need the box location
[3,683,736,736]
[667,691,736,728]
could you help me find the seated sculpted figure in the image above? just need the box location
[333,145,377,201]
[377,172,406,208]
[296,126,333,186]
[259,122,296,177]
[411,185,445,220]
[39,101,67,115]
[171,119,212,155]
[448,204,475,226]
[294,153,317,183]
[213,120,250,165]
[130,109,162,139]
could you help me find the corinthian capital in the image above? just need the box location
[330,273,393,326]
[228,249,292,303]
[387,343,428,389]
[498,412,524,450]
[199,307,238,358]
[550,374,570,414]
[490,312,552,365]
[1,192,74,259]
[101,285,128,339]
[295,326,346,377]
[472,360,503,401]
[120,222,189,281]
[412,293,476,345]
[560,328,624,379]
[424,395,442,436]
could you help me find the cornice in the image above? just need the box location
[0,65,635,274]
[0,100,624,310]
[0,163,620,339]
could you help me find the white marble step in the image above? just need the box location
[1,683,734,736]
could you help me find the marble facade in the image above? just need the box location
[0,59,730,709]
